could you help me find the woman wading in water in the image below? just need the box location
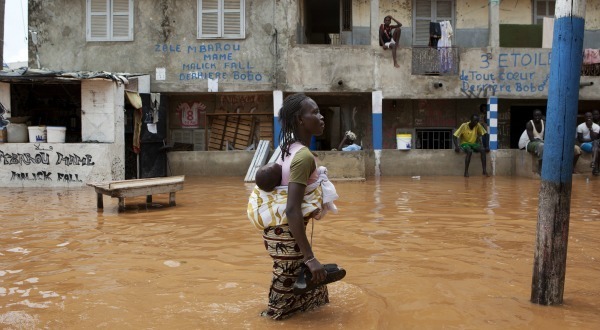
[247,93,343,320]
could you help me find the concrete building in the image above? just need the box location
[0,70,151,187]
[1,0,599,184]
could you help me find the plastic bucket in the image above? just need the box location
[396,134,412,150]
[47,126,67,143]
[7,123,29,142]
[28,126,47,143]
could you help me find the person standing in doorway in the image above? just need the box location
[379,15,402,68]
[453,114,489,177]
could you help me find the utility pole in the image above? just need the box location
[531,0,586,305]
[0,0,5,68]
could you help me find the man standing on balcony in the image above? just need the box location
[379,15,402,68]
[453,114,489,177]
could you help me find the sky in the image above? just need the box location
[4,0,28,63]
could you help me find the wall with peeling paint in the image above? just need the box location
[29,0,277,93]
[27,0,600,100]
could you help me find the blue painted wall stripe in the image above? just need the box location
[274,117,280,148]
[542,15,585,183]
[372,113,382,149]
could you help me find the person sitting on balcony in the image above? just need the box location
[576,111,600,175]
[453,114,489,177]
[379,15,402,68]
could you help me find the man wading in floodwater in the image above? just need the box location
[453,114,489,177]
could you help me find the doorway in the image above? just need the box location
[303,0,340,44]
[313,106,337,150]
[510,105,547,148]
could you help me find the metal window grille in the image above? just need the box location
[416,128,454,149]
[342,0,352,31]
[411,46,460,76]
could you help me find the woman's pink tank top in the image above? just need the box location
[276,142,318,186]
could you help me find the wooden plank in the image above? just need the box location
[107,176,185,190]
[103,182,184,198]
[207,114,256,151]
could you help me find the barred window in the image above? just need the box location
[415,128,454,149]
[342,0,352,31]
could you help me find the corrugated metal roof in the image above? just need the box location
[0,67,144,84]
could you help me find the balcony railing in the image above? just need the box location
[411,46,460,76]
[582,64,600,76]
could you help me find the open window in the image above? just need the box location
[300,0,368,45]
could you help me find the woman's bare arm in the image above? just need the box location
[287,182,326,283]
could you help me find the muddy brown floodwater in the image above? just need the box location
[1,176,600,329]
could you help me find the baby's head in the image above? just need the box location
[256,163,282,192]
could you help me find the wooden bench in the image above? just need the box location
[87,176,185,212]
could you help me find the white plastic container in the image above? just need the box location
[396,134,412,150]
[47,126,67,143]
[28,126,47,143]
[7,123,29,142]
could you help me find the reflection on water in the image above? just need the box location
[1,176,600,329]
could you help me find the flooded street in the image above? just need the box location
[1,176,600,329]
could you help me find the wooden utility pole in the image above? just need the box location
[0,0,5,68]
[531,0,586,305]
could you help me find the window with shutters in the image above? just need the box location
[198,0,245,39]
[412,0,454,46]
[86,0,133,41]
[533,0,555,24]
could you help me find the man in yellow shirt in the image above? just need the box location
[453,114,489,177]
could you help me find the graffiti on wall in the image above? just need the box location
[155,43,267,82]
[461,51,552,97]
[0,148,95,182]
